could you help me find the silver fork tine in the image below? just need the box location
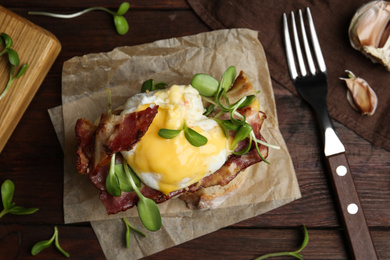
[306,7,326,73]
[298,9,316,75]
[283,13,298,79]
[291,12,307,77]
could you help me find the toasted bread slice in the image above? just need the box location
[180,169,248,209]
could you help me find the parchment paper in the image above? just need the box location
[49,28,301,259]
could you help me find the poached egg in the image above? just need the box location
[120,85,232,195]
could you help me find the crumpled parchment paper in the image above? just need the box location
[48,28,301,260]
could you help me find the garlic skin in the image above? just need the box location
[349,1,390,70]
[340,70,378,116]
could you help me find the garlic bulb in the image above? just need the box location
[340,70,378,116]
[349,1,390,70]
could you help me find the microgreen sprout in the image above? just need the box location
[123,217,146,248]
[255,225,309,260]
[0,33,28,101]
[141,79,168,93]
[31,226,70,257]
[105,157,162,231]
[106,154,122,197]
[190,73,219,97]
[191,66,280,161]
[28,2,130,35]
[123,160,162,231]
[0,179,38,219]
[158,121,208,147]
[106,158,141,197]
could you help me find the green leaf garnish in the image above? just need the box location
[31,226,70,257]
[219,65,236,95]
[0,33,12,49]
[31,238,54,256]
[123,161,162,231]
[233,134,253,156]
[105,154,122,197]
[158,122,208,147]
[182,122,208,147]
[7,206,40,215]
[0,33,28,101]
[191,73,219,97]
[115,164,134,192]
[123,217,146,248]
[28,2,131,35]
[231,122,252,150]
[212,66,237,113]
[203,104,215,116]
[154,81,169,90]
[1,179,14,210]
[7,49,19,66]
[237,94,256,109]
[141,79,153,92]
[114,163,141,192]
[105,157,161,231]
[255,225,309,260]
[141,79,168,93]
[116,2,130,16]
[0,179,38,219]
[15,63,28,79]
[214,119,229,138]
[158,128,182,139]
[221,119,241,131]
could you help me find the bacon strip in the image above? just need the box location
[75,106,159,190]
[100,184,187,214]
[75,119,96,174]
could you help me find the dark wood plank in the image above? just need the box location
[3,225,390,260]
[0,224,105,259]
[146,228,390,260]
[1,225,389,259]
[2,0,191,9]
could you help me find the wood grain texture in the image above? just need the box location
[0,6,61,152]
[326,153,377,259]
[0,1,389,259]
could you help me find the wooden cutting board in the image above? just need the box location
[0,6,61,153]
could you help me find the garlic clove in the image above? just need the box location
[340,70,378,116]
[349,1,390,70]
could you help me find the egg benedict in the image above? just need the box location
[75,67,271,218]
[121,85,232,195]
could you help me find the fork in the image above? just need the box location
[283,8,378,259]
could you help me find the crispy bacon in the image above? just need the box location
[100,184,188,214]
[75,71,269,215]
[75,119,97,174]
[75,106,159,190]
[106,106,159,153]
[100,190,138,214]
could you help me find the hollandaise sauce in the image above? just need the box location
[121,85,231,194]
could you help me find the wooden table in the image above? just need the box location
[1,1,389,259]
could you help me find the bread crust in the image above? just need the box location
[179,169,248,209]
